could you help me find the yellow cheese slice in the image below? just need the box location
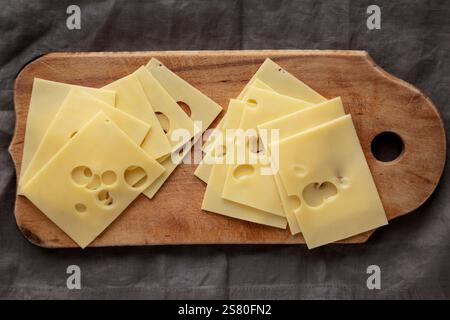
[195,79,275,184]
[258,97,345,142]
[21,78,115,177]
[21,112,165,248]
[146,58,222,127]
[200,56,326,158]
[201,99,287,229]
[193,152,216,184]
[275,115,388,248]
[103,73,172,160]
[142,58,222,198]
[221,87,312,216]
[134,66,196,149]
[202,79,273,149]
[257,97,346,234]
[18,89,150,193]
[238,87,312,128]
[238,58,327,103]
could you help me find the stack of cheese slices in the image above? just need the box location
[195,58,388,249]
[19,58,222,248]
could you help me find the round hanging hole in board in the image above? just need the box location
[71,166,93,186]
[124,166,148,189]
[176,101,192,117]
[371,131,404,162]
[101,170,117,186]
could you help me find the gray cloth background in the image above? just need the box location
[0,0,449,299]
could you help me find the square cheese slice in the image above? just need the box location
[195,79,275,184]
[142,58,222,198]
[201,100,287,229]
[238,58,326,103]
[21,112,165,248]
[21,78,115,176]
[257,97,346,234]
[18,89,150,192]
[103,73,172,160]
[221,87,312,216]
[275,115,388,248]
[134,66,197,150]
[213,57,326,160]
[146,58,222,129]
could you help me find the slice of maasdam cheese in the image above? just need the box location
[142,58,222,199]
[257,97,346,234]
[221,87,312,216]
[21,112,165,248]
[18,89,150,192]
[258,97,345,142]
[103,73,172,160]
[237,58,326,103]
[275,115,388,248]
[134,66,196,150]
[238,86,312,128]
[194,80,275,184]
[21,78,115,176]
[201,99,287,229]
[146,58,222,128]
[201,79,274,150]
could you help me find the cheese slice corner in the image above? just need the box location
[238,58,327,103]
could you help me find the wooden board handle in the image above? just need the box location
[355,53,446,220]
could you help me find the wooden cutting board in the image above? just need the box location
[9,50,446,248]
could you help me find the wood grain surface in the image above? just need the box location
[9,50,446,248]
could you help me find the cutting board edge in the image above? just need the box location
[15,221,374,249]
[9,50,446,248]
